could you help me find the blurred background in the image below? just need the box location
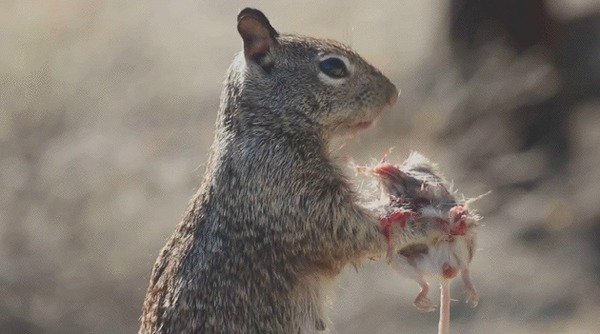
[2,0,600,333]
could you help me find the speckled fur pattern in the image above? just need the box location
[139,8,441,334]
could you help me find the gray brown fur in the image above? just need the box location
[139,8,432,334]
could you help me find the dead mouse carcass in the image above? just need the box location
[359,152,486,334]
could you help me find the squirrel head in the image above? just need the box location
[231,8,399,138]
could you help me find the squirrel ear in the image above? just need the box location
[237,8,279,63]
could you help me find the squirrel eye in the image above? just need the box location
[319,57,349,79]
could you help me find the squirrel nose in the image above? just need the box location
[388,85,400,106]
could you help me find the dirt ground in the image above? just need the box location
[2,1,600,333]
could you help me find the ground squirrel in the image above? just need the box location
[139,8,439,334]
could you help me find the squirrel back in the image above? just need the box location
[140,8,399,334]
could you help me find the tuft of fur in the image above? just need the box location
[139,8,442,334]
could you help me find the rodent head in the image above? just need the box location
[234,8,399,137]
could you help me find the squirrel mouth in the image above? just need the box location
[348,121,373,132]
[346,105,390,133]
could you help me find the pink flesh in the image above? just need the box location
[372,163,398,178]
[442,263,458,279]
[380,211,417,249]
[438,281,450,334]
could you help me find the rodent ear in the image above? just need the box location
[237,8,278,65]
